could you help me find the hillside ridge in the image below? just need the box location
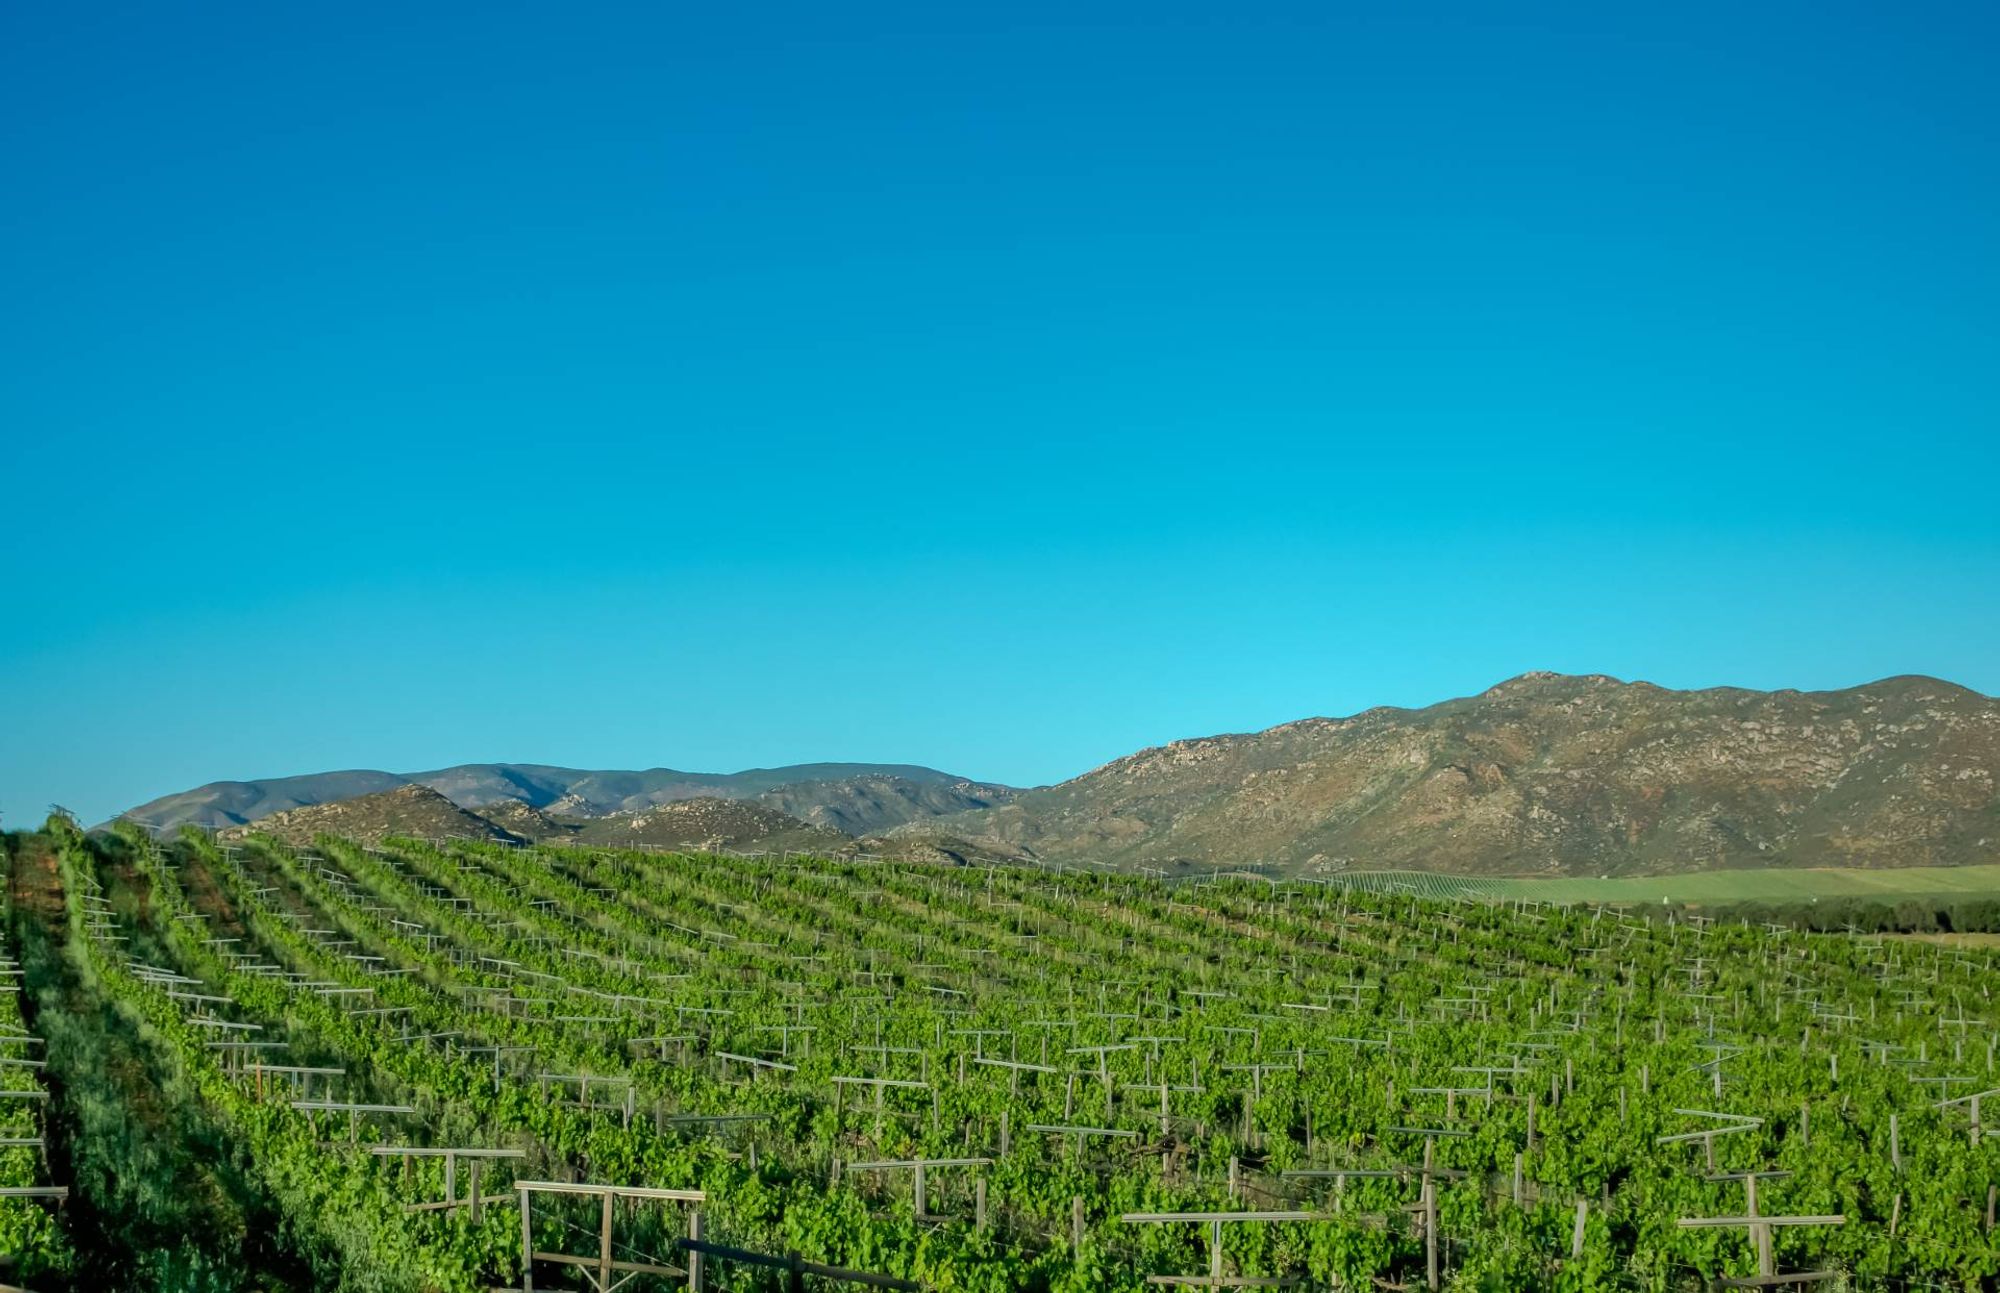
[899,672,2000,875]
[128,672,2000,876]
[217,784,523,847]
[119,761,1013,834]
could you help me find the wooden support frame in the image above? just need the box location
[516,1180,705,1293]
[1679,1171,1846,1289]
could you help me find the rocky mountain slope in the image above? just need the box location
[904,673,2000,876]
[118,762,1008,832]
[472,799,579,842]
[569,798,847,854]
[754,775,1014,836]
[218,784,522,847]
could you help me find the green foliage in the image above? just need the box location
[6,824,1998,1290]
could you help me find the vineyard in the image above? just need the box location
[1,817,1996,1292]
[1315,867,2000,909]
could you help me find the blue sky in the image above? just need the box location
[3,1,1995,826]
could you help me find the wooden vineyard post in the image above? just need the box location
[1423,1174,1438,1290]
[521,1189,535,1293]
[599,1190,614,1290]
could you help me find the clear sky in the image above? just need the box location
[3,1,1995,826]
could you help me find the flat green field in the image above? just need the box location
[1322,863,2000,905]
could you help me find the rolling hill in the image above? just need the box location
[568,798,848,854]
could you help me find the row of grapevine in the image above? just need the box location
[0,865,70,1284]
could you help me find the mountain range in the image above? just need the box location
[123,762,1010,835]
[121,673,2000,875]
